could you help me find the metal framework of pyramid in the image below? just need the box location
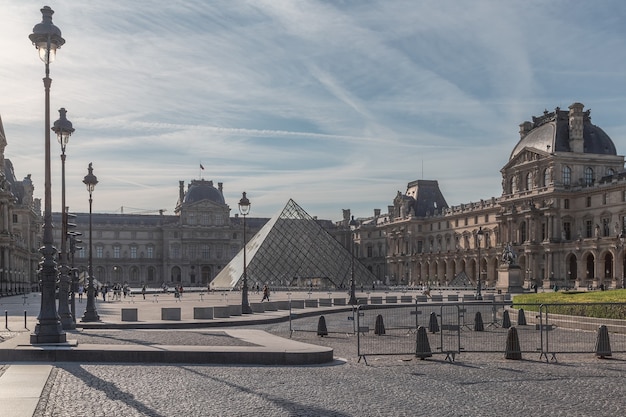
[211,199,377,291]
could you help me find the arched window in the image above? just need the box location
[562,165,571,185]
[584,167,594,185]
[606,168,615,176]
[510,176,517,193]
[526,172,533,190]
[171,266,181,282]
[520,221,527,243]
[543,168,550,187]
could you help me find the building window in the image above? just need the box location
[171,245,180,259]
[474,216,478,225]
[603,218,610,237]
[147,267,155,282]
[562,166,571,185]
[113,246,121,259]
[202,245,210,259]
[12,214,18,223]
[586,196,591,208]
[78,248,86,258]
[464,218,468,226]
[543,168,550,187]
[130,246,137,259]
[417,241,423,253]
[510,176,516,193]
[520,221,527,243]
[526,172,533,190]
[147,246,154,258]
[607,168,615,176]
[542,222,547,240]
[484,214,489,222]
[563,222,571,240]
[603,193,607,205]
[585,220,593,238]
[454,219,458,227]
[564,199,570,209]
[96,246,103,258]
[584,167,594,185]
[367,246,373,257]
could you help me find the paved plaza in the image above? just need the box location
[1,290,626,416]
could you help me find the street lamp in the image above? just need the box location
[52,107,74,330]
[475,227,484,300]
[29,6,67,344]
[238,192,252,314]
[349,215,358,305]
[81,163,100,322]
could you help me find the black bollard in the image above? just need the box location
[374,314,386,335]
[428,312,439,333]
[317,315,328,337]
[415,326,432,360]
[474,311,484,331]
[517,308,527,326]
[595,325,612,359]
[504,326,522,360]
[502,310,511,328]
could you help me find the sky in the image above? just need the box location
[1,1,625,221]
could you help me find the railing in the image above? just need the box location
[355,301,626,364]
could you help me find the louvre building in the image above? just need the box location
[356,102,626,291]
[3,102,626,293]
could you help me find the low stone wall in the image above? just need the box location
[400,295,413,303]
[121,308,138,322]
[319,298,332,307]
[304,299,318,308]
[290,300,305,309]
[193,307,214,320]
[385,296,397,304]
[370,296,383,305]
[333,298,346,306]
[228,305,242,316]
[250,303,266,313]
[161,308,181,321]
[213,306,230,318]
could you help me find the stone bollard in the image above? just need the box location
[502,310,511,328]
[474,311,484,331]
[428,312,439,333]
[317,316,328,337]
[595,325,612,359]
[374,314,386,335]
[415,326,432,360]
[517,308,527,326]
[504,326,522,360]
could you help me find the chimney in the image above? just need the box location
[218,182,223,194]
[374,208,381,217]
[568,102,585,153]
[179,181,185,202]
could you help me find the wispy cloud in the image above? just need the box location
[1,0,625,219]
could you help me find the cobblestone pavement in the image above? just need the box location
[31,313,626,416]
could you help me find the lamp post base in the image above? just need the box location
[30,321,66,344]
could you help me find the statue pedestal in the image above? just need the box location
[496,265,525,294]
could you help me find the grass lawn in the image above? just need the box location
[512,289,626,319]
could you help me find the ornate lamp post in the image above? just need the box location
[52,108,74,329]
[349,215,358,305]
[29,6,66,344]
[238,192,252,314]
[475,227,484,300]
[81,163,100,322]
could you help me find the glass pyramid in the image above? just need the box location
[211,199,377,291]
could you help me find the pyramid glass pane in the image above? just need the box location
[211,199,377,290]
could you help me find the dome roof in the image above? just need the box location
[182,180,225,205]
[510,104,616,160]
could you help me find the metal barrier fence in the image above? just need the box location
[356,301,626,363]
[288,305,358,336]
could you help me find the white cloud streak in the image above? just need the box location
[1,0,625,219]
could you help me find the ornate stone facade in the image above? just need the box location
[353,103,626,290]
[0,116,42,295]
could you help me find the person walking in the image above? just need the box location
[261,285,270,302]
